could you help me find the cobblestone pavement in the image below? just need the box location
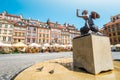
[0,52,72,80]
[0,52,119,80]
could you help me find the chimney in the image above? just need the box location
[56,21,58,24]
[47,18,50,24]
[67,23,69,26]
[64,22,67,26]
[2,10,7,16]
[20,14,23,19]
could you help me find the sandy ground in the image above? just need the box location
[15,58,120,80]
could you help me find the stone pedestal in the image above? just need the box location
[73,34,114,75]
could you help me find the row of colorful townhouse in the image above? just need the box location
[0,11,80,45]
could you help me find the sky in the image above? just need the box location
[0,0,120,29]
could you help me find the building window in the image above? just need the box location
[47,34,49,37]
[40,29,42,32]
[113,33,116,36]
[8,37,11,41]
[39,34,41,37]
[9,30,12,33]
[34,28,36,31]
[0,24,2,27]
[117,27,120,30]
[43,34,45,37]
[27,32,31,36]
[118,37,120,42]
[109,34,111,37]
[15,32,17,36]
[47,40,49,43]
[108,26,110,28]
[110,38,112,43]
[3,36,6,41]
[114,38,117,43]
[118,32,120,35]
[112,28,115,31]
[108,29,111,32]
[39,39,41,43]
[10,25,13,28]
[116,16,119,19]
[22,33,25,36]
[43,39,45,43]
[14,39,17,43]
[33,33,37,37]
[44,40,46,43]
[28,27,30,30]
[116,23,119,27]
[18,39,20,42]
[27,38,30,42]
[4,30,7,34]
[5,24,8,28]
[112,24,114,27]
[32,38,35,43]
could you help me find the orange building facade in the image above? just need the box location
[101,14,120,45]
[38,22,50,44]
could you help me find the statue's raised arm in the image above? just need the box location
[76,9,82,17]
[76,9,89,20]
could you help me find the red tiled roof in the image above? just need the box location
[49,23,54,27]
[58,25,66,29]
[111,14,120,18]
[5,14,21,18]
[7,20,17,24]
[104,18,120,27]
[0,19,16,24]
[29,19,39,22]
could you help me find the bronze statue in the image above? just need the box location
[76,9,100,35]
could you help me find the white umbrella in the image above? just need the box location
[50,43,60,47]
[12,42,27,47]
[115,44,120,47]
[50,45,53,47]
[111,45,116,51]
[110,45,113,47]
[60,45,66,48]
[4,43,12,47]
[42,46,46,49]
[67,44,72,47]
[53,43,59,47]
[29,43,41,47]
[42,43,50,47]
[0,42,4,46]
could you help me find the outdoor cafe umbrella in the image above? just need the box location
[115,44,120,47]
[60,44,66,48]
[0,42,4,46]
[42,43,50,47]
[110,45,114,47]
[67,44,72,47]
[29,43,41,47]
[3,43,12,47]
[52,43,60,47]
[12,42,27,47]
